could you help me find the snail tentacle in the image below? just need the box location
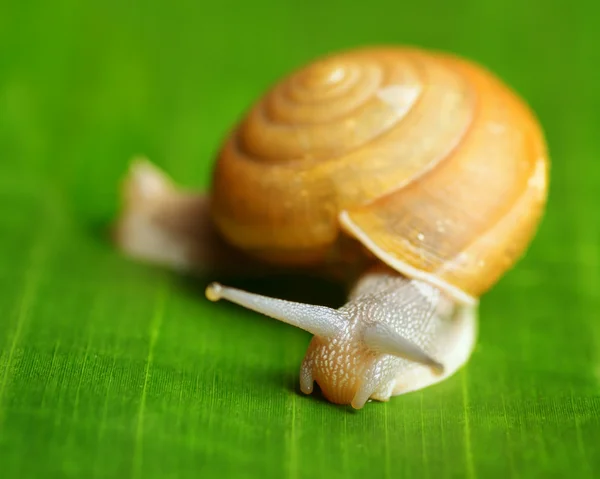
[205,282,344,339]
[363,322,445,375]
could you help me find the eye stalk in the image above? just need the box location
[362,322,444,375]
[205,282,344,339]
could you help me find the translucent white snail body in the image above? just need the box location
[114,46,549,409]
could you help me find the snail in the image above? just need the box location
[113,46,548,409]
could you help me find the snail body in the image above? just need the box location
[115,46,548,409]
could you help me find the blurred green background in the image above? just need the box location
[1,0,599,477]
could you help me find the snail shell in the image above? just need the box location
[210,47,548,305]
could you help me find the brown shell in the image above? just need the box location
[209,46,548,304]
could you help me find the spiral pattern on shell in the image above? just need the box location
[240,51,425,162]
[210,47,548,303]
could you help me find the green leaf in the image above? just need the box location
[1,1,599,478]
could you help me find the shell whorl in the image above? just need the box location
[238,50,426,163]
[210,47,548,302]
